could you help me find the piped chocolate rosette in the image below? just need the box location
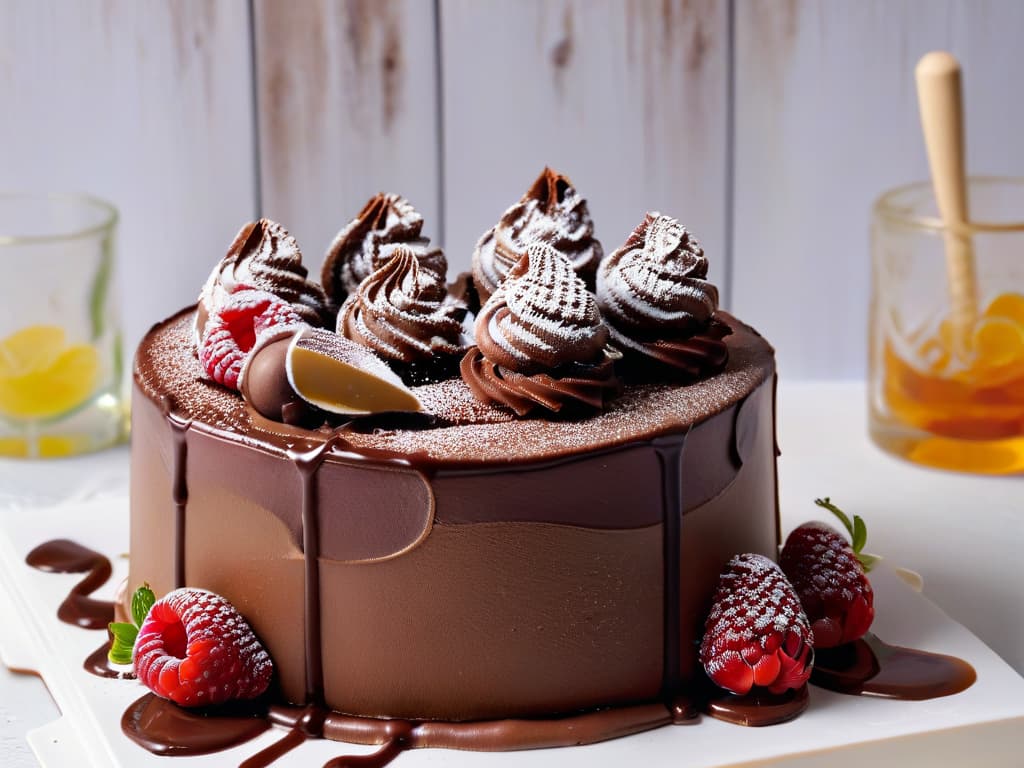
[196,218,330,339]
[321,193,446,307]
[473,167,603,304]
[337,246,468,385]
[596,213,731,379]
[461,242,620,416]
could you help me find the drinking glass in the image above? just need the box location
[869,177,1024,474]
[0,193,125,458]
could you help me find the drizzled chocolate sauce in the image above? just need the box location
[288,437,348,705]
[122,693,269,756]
[164,403,192,590]
[322,734,408,768]
[654,436,686,699]
[812,632,976,699]
[24,539,115,629]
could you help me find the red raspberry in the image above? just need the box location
[199,289,303,390]
[780,521,875,648]
[133,588,273,708]
[700,554,814,695]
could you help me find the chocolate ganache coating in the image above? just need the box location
[473,168,603,304]
[596,213,731,377]
[321,193,446,307]
[337,247,467,367]
[462,242,619,416]
[197,219,330,335]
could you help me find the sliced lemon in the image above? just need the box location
[0,325,101,419]
[0,325,65,377]
[984,292,1024,326]
[972,316,1024,370]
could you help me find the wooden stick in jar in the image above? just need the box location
[915,51,978,359]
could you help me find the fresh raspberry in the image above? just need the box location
[132,588,273,708]
[199,289,303,390]
[700,554,814,696]
[780,521,875,648]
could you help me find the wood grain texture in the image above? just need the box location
[440,0,730,289]
[253,0,441,276]
[0,0,255,350]
[732,0,1024,378]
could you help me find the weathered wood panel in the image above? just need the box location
[253,0,441,276]
[732,0,1024,378]
[0,0,255,349]
[440,0,731,289]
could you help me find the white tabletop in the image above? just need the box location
[1,380,1022,766]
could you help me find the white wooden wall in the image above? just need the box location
[2,0,1021,378]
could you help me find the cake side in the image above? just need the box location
[129,310,779,723]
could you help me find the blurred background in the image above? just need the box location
[2,0,1022,379]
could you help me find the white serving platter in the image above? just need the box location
[1,495,1023,768]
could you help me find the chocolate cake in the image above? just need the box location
[125,172,783,750]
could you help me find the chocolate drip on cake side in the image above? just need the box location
[24,539,115,630]
[163,399,192,589]
[288,434,352,706]
[653,435,690,717]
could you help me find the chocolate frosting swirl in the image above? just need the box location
[596,213,730,377]
[462,242,619,416]
[321,193,445,307]
[338,246,466,365]
[198,219,330,332]
[472,168,603,304]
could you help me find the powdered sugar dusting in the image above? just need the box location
[322,193,443,303]
[596,213,718,338]
[133,588,272,706]
[199,219,329,328]
[337,247,465,364]
[472,168,602,301]
[700,554,813,694]
[475,243,609,373]
[136,308,773,465]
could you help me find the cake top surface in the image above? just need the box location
[135,307,774,468]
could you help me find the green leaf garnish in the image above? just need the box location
[814,497,877,573]
[107,622,138,665]
[131,583,156,628]
[108,583,156,666]
[852,515,867,553]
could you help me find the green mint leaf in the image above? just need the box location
[852,515,868,553]
[107,622,138,665]
[131,584,156,628]
[857,552,880,573]
[815,497,854,539]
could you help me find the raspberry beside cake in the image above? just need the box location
[127,170,782,747]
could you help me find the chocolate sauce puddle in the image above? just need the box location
[122,693,269,756]
[24,539,115,629]
[811,631,976,699]
[704,684,809,726]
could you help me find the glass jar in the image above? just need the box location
[869,177,1024,474]
[0,193,125,458]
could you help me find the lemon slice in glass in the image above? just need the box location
[0,325,101,420]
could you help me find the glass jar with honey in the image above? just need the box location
[869,177,1024,474]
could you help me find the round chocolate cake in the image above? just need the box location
[127,172,781,750]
